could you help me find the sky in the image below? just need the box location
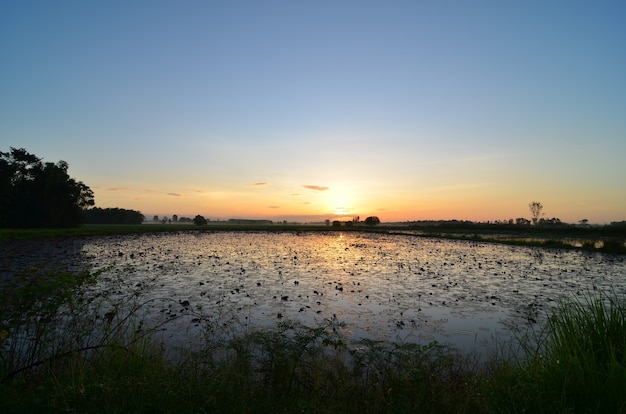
[1,1,625,224]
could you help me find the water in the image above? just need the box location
[3,231,625,356]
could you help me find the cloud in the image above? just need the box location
[253,182,269,187]
[144,188,182,196]
[268,205,280,209]
[302,202,311,205]
[302,185,329,191]
[291,193,300,196]
[107,187,129,191]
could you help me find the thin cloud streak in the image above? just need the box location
[302,185,329,191]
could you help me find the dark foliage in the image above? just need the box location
[193,215,208,226]
[364,216,381,226]
[0,148,94,228]
[84,207,144,225]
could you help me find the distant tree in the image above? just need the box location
[193,215,207,226]
[325,219,330,226]
[529,201,543,226]
[579,219,589,227]
[515,217,531,226]
[172,214,178,222]
[0,147,94,228]
[153,215,159,222]
[332,220,341,227]
[345,221,353,227]
[539,217,562,226]
[364,216,381,226]
[84,207,144,225]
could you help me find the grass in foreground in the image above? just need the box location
[1,270,625,413]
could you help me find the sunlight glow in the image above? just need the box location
[333,207,349,216]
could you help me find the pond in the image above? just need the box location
[3,231,625,357]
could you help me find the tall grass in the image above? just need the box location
[529,291,625,412]
[484,291,626,413]
[1,268,625,413]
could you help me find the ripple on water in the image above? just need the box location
[21,231,625,354]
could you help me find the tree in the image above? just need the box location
[193,215,208,226]
[172,214,178,222]
[153,215,159,222]
[0,148,94,228]
[529,201,543,226]
[364,216,381,226]
[84,207,144,224]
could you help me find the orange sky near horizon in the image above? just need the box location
[90,172,624,225]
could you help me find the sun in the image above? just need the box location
[333,206,349,216]
[321,185,360,217]
[330,196,351,216]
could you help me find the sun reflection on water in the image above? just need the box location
[76,231,626,357]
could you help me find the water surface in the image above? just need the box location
[71,231,626,354]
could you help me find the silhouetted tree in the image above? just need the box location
[84,207,144,224]
[0,147,94,228]
[539,217,563,226]
[172,214,178,222]
[364,216,381,226]
[153,215,159,222]
[193,215,207,226]
[529,201,543,226]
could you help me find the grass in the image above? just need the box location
[517,291,626,412]
[2,264,625,413]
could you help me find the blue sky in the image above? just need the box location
[1,1,625,223]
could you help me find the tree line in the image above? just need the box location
[0,148,95,228]
[1,148,147,228]
[84,207,144,225]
